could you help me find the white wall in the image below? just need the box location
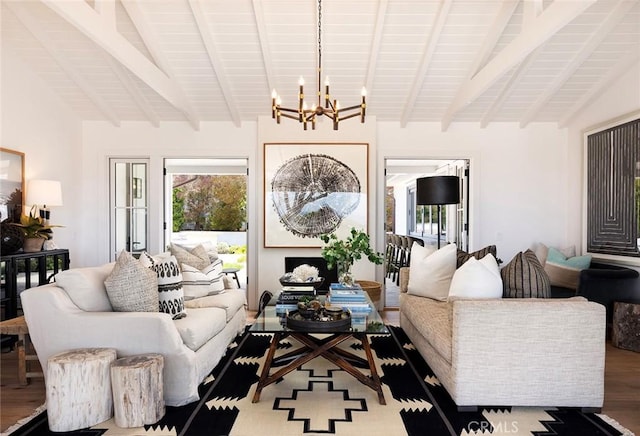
[377,122,569,264]
[1,50,81,258]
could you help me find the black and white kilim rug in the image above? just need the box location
[9,326,633,436]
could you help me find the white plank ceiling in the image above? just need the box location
[2,0,639,130]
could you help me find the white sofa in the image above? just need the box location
[399,267,606,411]
[21,263,247,407]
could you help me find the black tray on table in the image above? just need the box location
[286,310,351,332]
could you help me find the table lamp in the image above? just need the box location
[26,179,63,224]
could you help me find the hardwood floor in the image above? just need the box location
[1,310,638,434]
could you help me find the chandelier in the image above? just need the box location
[271,0,366,130]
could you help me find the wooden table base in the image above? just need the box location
[252,332,385,405]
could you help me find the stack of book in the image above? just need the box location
[275,290,310,314]
[327,283,371,314]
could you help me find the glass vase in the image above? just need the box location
[337,260,354,287]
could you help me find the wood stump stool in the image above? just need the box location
[46,348,117,432]
[110,353,165,428]
[612,301,640,352]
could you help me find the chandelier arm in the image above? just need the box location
[338,104,364,112]
[339,112,363,121]
[278,107,300,114]
[279,113,300,121]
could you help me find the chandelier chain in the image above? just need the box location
[317,0,322,73]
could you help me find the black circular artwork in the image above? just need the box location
[271,154,361,237]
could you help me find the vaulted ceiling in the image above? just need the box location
[2,0,639,131]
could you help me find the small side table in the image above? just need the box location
[612,300,640,352]
[223,267,241,288]
[0,316,43,385]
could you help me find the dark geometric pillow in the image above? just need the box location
[501,249,551,298]
[456,245,497,268]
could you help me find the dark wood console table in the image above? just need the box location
[1,249,70,321]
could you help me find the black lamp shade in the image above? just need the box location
[416,176,460,205]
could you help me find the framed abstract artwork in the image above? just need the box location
[264,142,369,247]
[0,147,25,223]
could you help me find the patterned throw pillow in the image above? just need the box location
[456,245,497,268]
[180,259,225,300]
[170,243,210,271]
[501,249,551,298]
[105,251,158,312]
[140,253,187,319]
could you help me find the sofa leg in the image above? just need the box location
[581,407,602,414]
[457,406,478,412]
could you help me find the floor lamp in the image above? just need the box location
[416,176,460,249]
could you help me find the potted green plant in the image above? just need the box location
[320,227,384,287]
[10,211,60,252]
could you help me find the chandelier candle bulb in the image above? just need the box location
[271,89,277,118]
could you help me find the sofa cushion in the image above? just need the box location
[407,243,456,301]
[456,245,497,268]
[171,243,210,271]
[501,250,551,298]
[180,259,225,300]
[174,307,227,351]
[401,294,453,364]
[55,263,115,311]
[105,251,158,312]
[449,254,502,300]
[140,254,187,320]
[184,289,246,321]
[544,247,592,290]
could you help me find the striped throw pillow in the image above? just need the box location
[456,245,497,268]
[500,249,551,298]
[181,259,225,300]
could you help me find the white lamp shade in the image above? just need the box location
[26,180,63,207]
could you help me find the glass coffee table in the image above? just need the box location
[250,291,388,405]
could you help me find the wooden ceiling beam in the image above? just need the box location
[481,48,541,128]
[103,54,160,127]
[119,0,200,130]
[7,2,121,127]
[400,0,453,127]
[41,0,199,130]
[441,0,596,130]
[454,0,519,129]
[188,0,241,127]
[252,0,276,96]
[364,0,388,95]
[519,0,635,128]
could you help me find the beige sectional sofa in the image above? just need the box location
[21,262,246,407]
[399,267,606,411]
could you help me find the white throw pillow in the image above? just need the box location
[448,254,502,300]
[407,243,456,301]
[181,260,225,299]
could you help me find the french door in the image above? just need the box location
[109,159,149,260]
